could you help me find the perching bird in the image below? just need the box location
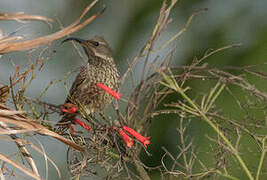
[57,36,120,131]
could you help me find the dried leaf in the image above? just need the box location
[0,84,9,104]
[0,153,41,180]
[0,0,101,54]
[0,12,53,26]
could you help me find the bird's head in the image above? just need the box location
[62,36,113,61]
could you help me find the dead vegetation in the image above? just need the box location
[0,0,266,180]
[0,0,102,54]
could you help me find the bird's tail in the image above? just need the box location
[56,114,76,133]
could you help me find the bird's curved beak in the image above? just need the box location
[61,37,86,44]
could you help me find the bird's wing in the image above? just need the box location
[65,66,88,103]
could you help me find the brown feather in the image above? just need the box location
[57,36,120,132]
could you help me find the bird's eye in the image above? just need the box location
[93,41,99,46]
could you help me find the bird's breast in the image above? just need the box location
[76,62,119,113]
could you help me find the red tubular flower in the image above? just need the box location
[122,126,151,148]
[97,82,121,99]
[74,118,91,132]
[61,106,77,114]
[118,129,134,148]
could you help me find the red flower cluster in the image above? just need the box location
[61,105,91,132]
[118,129,134,148]
[59,83,151,149]
[118,126,151,149]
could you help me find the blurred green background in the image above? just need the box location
[1,0,267,179]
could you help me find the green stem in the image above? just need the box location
[174,82,254,180]
[256,138,266,180]
[180,118,188,169]
[217,170,240,180]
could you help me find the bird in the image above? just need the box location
[57,36,120,132]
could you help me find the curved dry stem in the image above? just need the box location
[0,153,41,180]
[0,12,53,25]
[0,0,101,54]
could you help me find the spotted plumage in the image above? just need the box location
[57,36,120,130]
